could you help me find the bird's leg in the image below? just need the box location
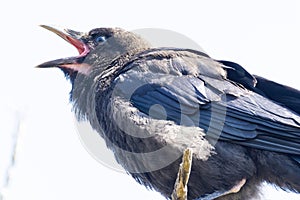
[171,148,193,200]
[195,178,247,200]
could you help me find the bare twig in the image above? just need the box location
[171,148,193,200]
[1,111,23,200]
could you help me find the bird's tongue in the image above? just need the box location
[36,25,91,75]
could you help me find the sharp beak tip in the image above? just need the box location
[36,60,59,68]
[39,24,54,31]
[35,64,53,68]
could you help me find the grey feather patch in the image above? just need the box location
[111,96,215,164]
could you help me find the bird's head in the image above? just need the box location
[37,25,150,118]
[37,25,150,84]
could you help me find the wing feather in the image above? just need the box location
[115,49,300,158]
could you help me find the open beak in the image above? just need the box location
[37,25,91,74]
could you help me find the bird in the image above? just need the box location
[37,25,300,200]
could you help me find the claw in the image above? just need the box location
[225,178,246,195]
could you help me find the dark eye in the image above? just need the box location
[95,36,106,43]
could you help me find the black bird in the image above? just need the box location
[37,25,300,200]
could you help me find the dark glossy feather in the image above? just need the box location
[218,60,300,115]
[118,49,300,162]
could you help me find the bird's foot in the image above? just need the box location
[171,148,246,200]
[224,178,246,195]
[195,178,247,200]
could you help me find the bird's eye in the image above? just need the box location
[95,36,106,43]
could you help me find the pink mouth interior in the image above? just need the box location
[65,35,89,56]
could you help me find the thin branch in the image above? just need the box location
[171,148,193,200]
[1,111,23,200]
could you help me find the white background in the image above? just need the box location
[0,0,300,199]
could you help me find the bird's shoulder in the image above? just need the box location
[118,47,227,81]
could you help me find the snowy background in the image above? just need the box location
[1,0,300,199]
